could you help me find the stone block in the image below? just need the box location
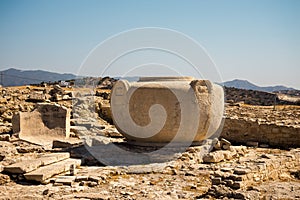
[24,158,81,182]
[88,176,102,183]
[4,153,70,174]
[229,174,246,181]
[28,91,47,102]
[211,177,222,185]
[203,151,225,163]
[12,103,70,148]
[54,176,76,186]
[40,152,70,165]
[4,159,42,174]
[75,176,89,182]
[234,168,250,175]
[220,167,234,172]
[231,181,243,189]
[224,179,234,187]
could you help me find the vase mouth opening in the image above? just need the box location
[138,76,194,82]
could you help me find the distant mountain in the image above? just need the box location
[0,68,77,86]
[222,79,296,92]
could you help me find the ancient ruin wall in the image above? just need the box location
[221,117,300,148]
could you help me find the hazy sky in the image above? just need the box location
[0,0,299,88]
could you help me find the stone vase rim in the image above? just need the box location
[138,76,194,82]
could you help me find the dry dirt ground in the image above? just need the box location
[0,85,299,199]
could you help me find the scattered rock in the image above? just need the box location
[0,134,10,141]
[27,91,48,102]
[0,141,18,160]
[220,138,231,150]
[0,173,10,185]
[42,189,49,195]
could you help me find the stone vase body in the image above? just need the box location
[110,77,224,144]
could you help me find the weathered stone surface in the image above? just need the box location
[125,163,167,174]
[70,126,88,136]
[211,177,222,185]
[27,91,48,102]
[97,101,112,124]
[4,153,70,174]
[0,173,10,185]
[111,77,224,143]
[219,138,231,150]
[54,176,76,186]
[0,126,11,134]
[88,176,101,184]
[234,168,250,175]
[12,103,70,147]
[221,105,300,148]
[52,139,82,149]
[0,134,10,141]
[203,151,225,163]
[0,141,17,161]
[5,160,42,174]
[75,175,89,182]
[232,181,243,189]
[24,158,81,182]
[48,85,72,101]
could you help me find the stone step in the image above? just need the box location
[4,153,70,174]
[24,158,81,182]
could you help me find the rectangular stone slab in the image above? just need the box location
[4,153,70,174]
[24,158,81,182]
[54,176,76,186]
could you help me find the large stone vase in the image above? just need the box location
[110,77,224,144]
